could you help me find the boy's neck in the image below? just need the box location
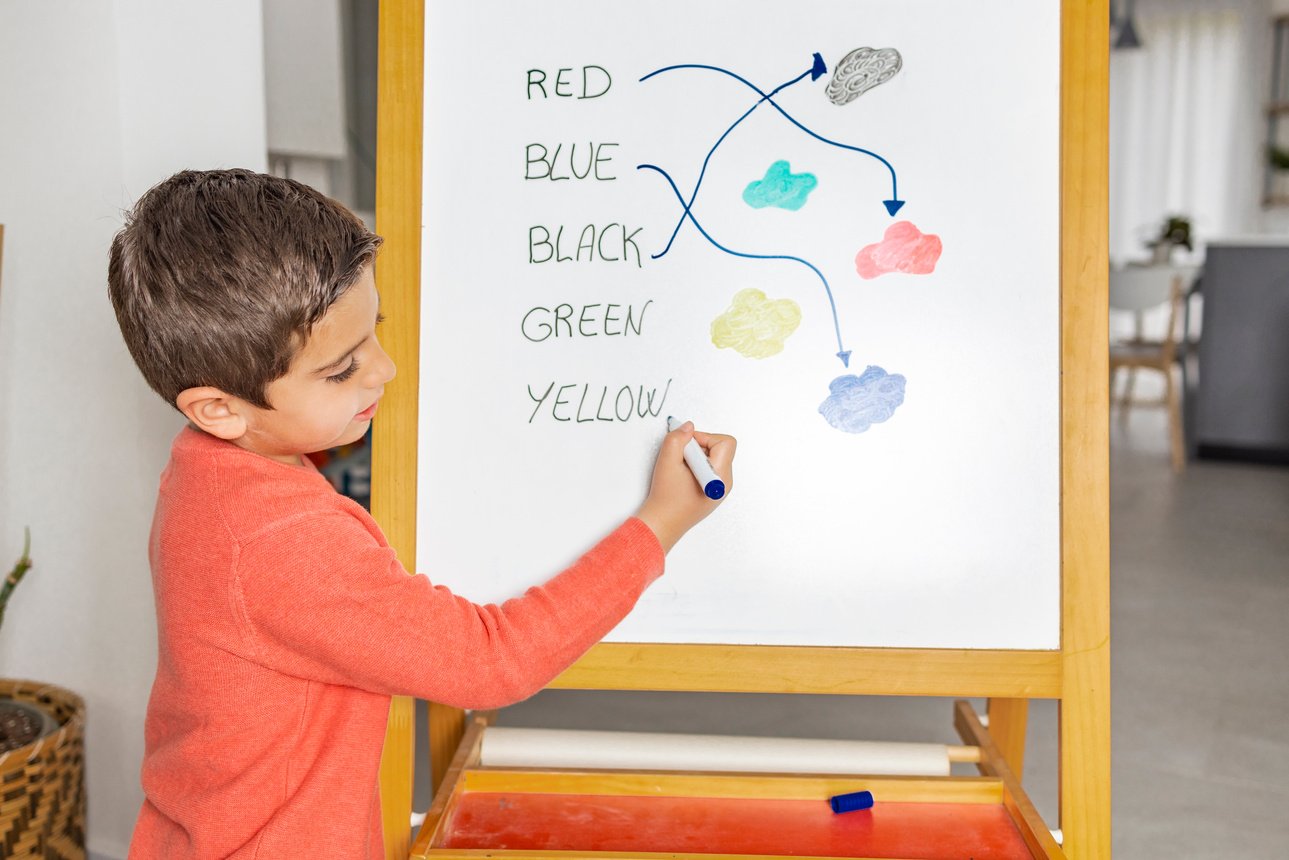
[186,423,308,468]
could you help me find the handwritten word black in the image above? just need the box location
[526,66,611,100]
[527,379,672,423]
[529,224,643,267]
[522,301,653,342]
[525,143,618,181]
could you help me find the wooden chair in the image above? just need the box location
[1109,265,1197,472]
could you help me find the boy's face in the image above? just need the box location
[230,264,394,464]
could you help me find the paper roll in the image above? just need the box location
[479,727,951,776]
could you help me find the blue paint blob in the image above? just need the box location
[819,366,906,433]
[743,160,818,211]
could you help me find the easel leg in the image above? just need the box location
[986,697,1029,779]
[429,702,467,795]
[1059,0,1112,851]
[380,696,416,859]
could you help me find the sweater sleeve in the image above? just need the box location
[232,514,664,708]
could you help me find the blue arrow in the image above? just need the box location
[810,51,827,81]
[640,59,904,217]
[642,57,823,261]
[640,163,851,367]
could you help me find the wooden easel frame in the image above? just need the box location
[372,1,1109,857]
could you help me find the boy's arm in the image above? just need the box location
[234,513,662,708]
[234,422,733,709]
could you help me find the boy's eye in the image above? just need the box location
[376,313,387,326]
[327,360,360,383]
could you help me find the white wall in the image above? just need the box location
[0,2,266,856]
[264,0,346,159]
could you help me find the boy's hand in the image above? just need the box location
[635,421,736,553]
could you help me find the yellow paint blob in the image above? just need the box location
[710,288,802,359]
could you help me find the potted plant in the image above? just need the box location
[1268,145,1289,203]
[0,530,56,749]
[0,530,87,858]
[1146,214,1192,264]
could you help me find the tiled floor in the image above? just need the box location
[422,408,1289,857]
[1096,408,1289,857]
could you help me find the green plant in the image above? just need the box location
[1269,144,1289,170]
[1150,214,1192,253]
[1,528,32,634]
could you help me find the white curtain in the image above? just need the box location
[1110,0,1271,264]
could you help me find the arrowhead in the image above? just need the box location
[883,199,906,216]
[836,350,852,367]
[811,53,827,81]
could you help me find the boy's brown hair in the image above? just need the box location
[108,169,382,409]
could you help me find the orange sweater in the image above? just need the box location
[128,427,664,858]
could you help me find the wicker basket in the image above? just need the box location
[0,680,85,859]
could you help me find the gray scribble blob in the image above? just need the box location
[826,47,903,106]
[819,366,906,433]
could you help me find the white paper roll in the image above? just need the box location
[480,727,951,776]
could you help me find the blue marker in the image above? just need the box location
[829,790,874,814]
[667,416,725,500]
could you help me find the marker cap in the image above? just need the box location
[829,790,874,814]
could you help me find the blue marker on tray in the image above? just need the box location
[829,790,875,814]
[667,416,725,500]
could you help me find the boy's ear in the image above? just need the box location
[175,387,249,441]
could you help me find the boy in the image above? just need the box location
[108,169,735,858]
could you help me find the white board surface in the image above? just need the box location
[416,0,1061,649]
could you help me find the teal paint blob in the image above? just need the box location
[742,160,818,211]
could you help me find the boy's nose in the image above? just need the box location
[372,342,396,385]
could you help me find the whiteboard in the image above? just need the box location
[416,0,1061,649]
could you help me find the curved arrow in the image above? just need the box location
[640,57,904,216]
[644,55,825,261]
[639,163,851,367]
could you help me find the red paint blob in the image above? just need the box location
[855,220,943,279]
